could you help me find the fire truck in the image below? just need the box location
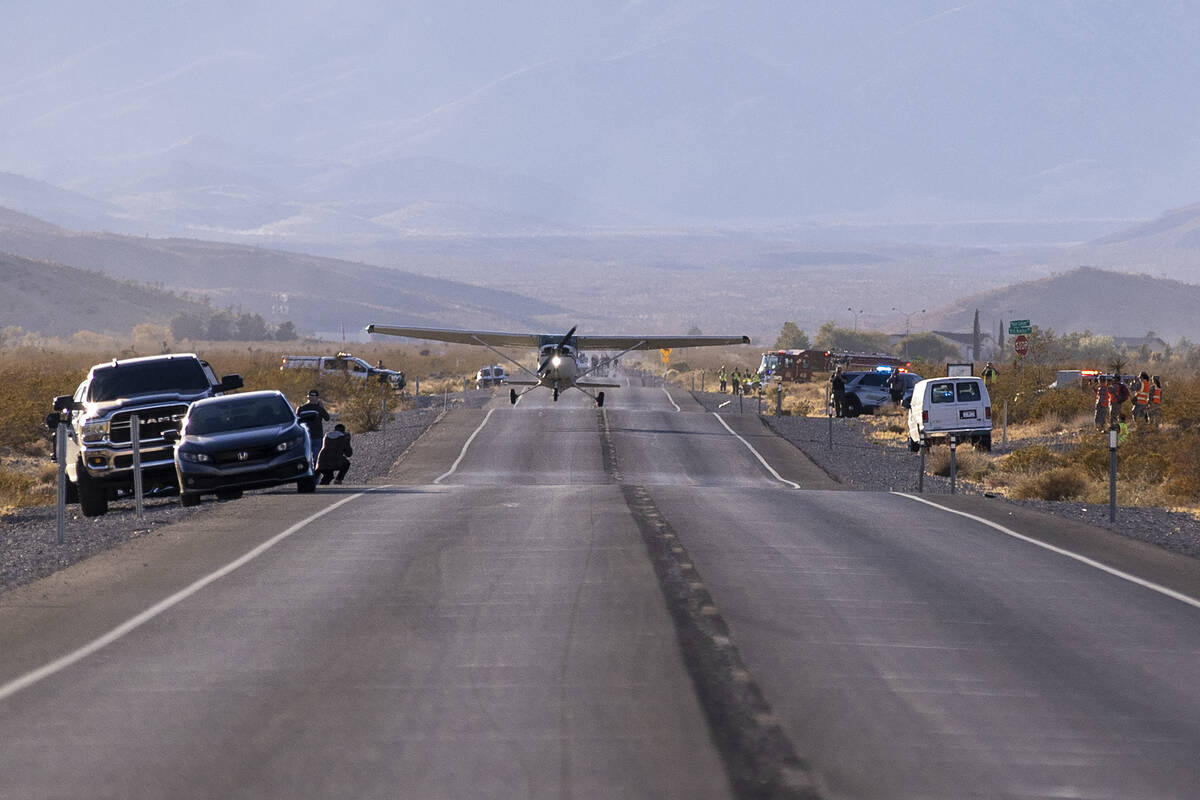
[756,349,908,382]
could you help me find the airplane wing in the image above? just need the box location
[365,325,541,348]
[574,334,750,350]
[367,325,750,351]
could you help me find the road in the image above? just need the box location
[1,378,1199,799]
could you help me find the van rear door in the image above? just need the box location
[925,380,959,431]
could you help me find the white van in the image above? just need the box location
[907,376,992,451]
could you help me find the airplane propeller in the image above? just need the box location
[539,326,577,373]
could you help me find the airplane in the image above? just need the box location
[365,324,750,406]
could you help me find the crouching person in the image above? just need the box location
[316,423,353,485]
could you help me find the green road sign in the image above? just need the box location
[1008,319,1031,335]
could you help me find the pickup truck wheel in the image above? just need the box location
[76,466,108,517]
[844,395,862,418]
[297,476,317,493]
[180,492,201,508]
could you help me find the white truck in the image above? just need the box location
[907,376,992,451]
[280,352,405,389]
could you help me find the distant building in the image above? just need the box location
[932,330,993,361]
[1112,335,1168,354]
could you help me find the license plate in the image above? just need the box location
[960,409,977,419]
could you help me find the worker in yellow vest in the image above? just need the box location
[718,366,727,393]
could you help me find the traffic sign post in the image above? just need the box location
[1014,334,1029,357]
[1008,319,1031,335]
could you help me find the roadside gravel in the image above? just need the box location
[692,390,1200,561]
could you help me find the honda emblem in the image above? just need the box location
[237,451,249,461]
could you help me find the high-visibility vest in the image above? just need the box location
[1151,385,1163,405]
[1134,382,1151,405]
[1096,387,1108,406]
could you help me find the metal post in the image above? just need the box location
[56,421,67,544]
[1002,400,1008,452]
[444,386,448,411]
[827,404,833,449]
[414,378,420,409]
[1109,427,1118,523]
[949,436,958,495]
[131,414,144,520]
[918,442,926,493]
[738,392,743,413]
[776,382,783,415]
[701,371,705,392]
[380,384,387,433]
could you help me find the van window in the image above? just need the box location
[956,382,981,402]
[930,382,956,403]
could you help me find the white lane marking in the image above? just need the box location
[893,492,1200,611]
[434,407,494,484]
[661,386,680,412]
[711,412,800,490]
[0,491,370,703]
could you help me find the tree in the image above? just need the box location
[274,321,298,341]
[813,321,891,354]
[971,309,981,362]
[236,312,270,342]
[773,321,810,350]
[207,310,235,341]
[170,313,206,342]
[895,332,961,363]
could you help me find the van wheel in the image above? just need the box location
[844,395,862,418]
[77,466,108,517]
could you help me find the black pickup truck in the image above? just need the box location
[46,353,243,516]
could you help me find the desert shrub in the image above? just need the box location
[0,466,52,509]
[1011,467,1089,501]
[1163,442,1200,501]
[1028,387,1095,422]
[996,445,1062,474]
[782,395,815,416]
[926,445,991,478]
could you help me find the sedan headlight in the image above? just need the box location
[276,435,306,453]
[178,450,212,464]
[80,419,109,442]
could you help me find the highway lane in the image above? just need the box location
[2,378,1199,798]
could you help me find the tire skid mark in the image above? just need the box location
[599,409,822,800]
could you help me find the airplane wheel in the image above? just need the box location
[597,391,605,408]
[510,388,518,405]
[553,388,559,401]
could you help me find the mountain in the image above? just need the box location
[0,251,210,337]
[922,267,1200,344]
[0,208,567,336]
[1,2,1198,238]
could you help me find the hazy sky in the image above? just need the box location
[3,1,1199,227]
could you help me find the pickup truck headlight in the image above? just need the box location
[276,435,306,453]
[80,420,109,442]
[178,450,212,464]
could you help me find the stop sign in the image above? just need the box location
[1014,334,1029,356]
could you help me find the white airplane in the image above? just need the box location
[365,324,750,406]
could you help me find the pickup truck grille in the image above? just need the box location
[109,405,189,444]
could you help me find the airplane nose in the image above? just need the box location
[551,356,562,367]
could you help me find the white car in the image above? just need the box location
[907,376,992,451]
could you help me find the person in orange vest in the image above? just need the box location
[1107,376,1128,428]
[1149,375,1164,424]
[1131,371,1151,423]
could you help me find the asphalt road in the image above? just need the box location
[1,377,1198,799]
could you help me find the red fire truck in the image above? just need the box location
[756,349,908,382]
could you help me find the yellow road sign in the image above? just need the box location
[660,348,672,363]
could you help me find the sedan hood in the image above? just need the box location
[183,423,301,450]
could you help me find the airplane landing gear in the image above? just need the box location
[510,388,518,405]
[597,391,605,408]
[553,382,560,401]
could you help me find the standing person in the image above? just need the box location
[831,366,847,418]
[718,365,727,393]
[1117,414,1129,445]
[1131,371,1151,423]
[981,362,998,388]
[731,369,741,396]
[316,423,353,485]
[1108,376,1128,428]
[887,369,904,404]
[1149,375,1164,424]
[1094,377,1109,430]
[296,389,330,465]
